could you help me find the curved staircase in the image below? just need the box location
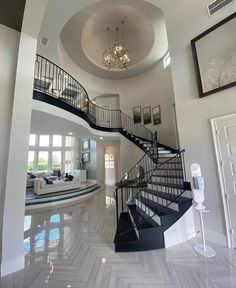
[33,55,194,252]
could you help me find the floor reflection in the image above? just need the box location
[23,186,116,265]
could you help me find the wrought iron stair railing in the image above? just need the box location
[34,54,153,142]
[114,147,190,242]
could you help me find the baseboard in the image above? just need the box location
[195,225,227,246]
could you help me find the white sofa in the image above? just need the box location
[34,176,81,195]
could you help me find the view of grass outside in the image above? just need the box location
[52,151,61,170]
[38,151,49,171]
[27,151,34,171]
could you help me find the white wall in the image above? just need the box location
[0,0,48,276]
[0,24,20,268]
[95,94,120,110]
[164,1,236,245]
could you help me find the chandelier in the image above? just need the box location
[103,20,131,70]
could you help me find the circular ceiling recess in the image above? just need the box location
[60,0,168,80]
[81,5,154,70]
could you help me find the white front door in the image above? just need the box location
[212,114,236,248]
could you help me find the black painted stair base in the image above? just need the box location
[114,211,165,252]
[114,197,193,252]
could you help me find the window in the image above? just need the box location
[53,135,62,147]
[38,151,49,171]
[39,135,49,147]
[163,52,171,69]
[65,151,72,173]
[65,136,73,147]
[27,151,35,171]
[27,134,75,172]
[29,134,36,146]
[52,151,61,170]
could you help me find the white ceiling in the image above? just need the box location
[59,0,168,80]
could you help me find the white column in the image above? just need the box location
[0,0,48,276]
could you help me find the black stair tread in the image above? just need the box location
[115,212,138,242]
[128,204,159,229]
[141,188,192,204]
[147,181,184,189]
[137,196,178,216]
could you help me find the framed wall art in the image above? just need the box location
[152,105,161,125]
[82,152,90,163]
[143,106,151,125]
[133,106,142,123]
[82,139,90,150]
[191,12,236,97]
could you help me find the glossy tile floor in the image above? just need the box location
[1,186,236,288]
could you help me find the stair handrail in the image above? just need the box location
[118,131,158,184]
[34,54,153,141]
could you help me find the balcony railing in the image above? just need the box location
[34,54,153,141]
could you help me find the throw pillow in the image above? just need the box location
[44,177,53,184]
[68,175,74,181]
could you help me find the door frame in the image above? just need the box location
[211,113,236,248]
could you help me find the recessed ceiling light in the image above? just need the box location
[67,285,72,288]
[68,132,73,135]
[99,137,103,140]
[101,257,106,264]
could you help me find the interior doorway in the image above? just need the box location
[104,147,117,185]
[211,113,236,248]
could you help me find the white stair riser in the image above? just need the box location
[158,156,180,162]
[151,176,183,186]
[159,154,179,158]
[147,183,182,194]
[154,170,183,177]
[141,191,179,212]
[156,163,182,169]
[143,144,151,147]
[158,150,172,154]
[135,199,161,226]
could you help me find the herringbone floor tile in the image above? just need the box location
[1,186,236,288]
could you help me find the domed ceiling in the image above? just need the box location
[60,1,168,80]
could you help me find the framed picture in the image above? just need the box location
[110,161,114,168]
[82,152,90,163]
[82,139,89,150]
[133,106,141,123]
[152,105,161,125]
[109,154,114,160]
[143,106,151,125]
[191,12,236,97]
